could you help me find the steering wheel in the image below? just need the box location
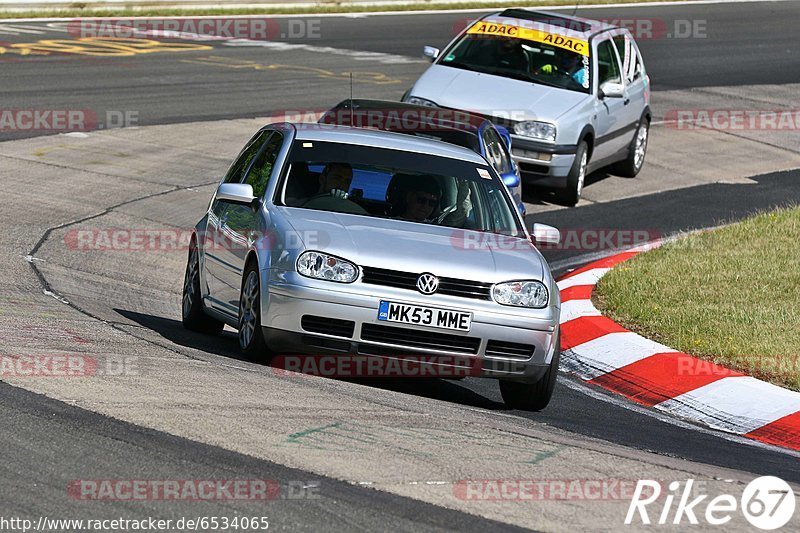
[301,189,350,207]
[431,205,458,225]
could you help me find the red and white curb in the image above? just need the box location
[556,246,800,452]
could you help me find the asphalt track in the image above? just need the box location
[1,1,800,530]
[1,0,800,138]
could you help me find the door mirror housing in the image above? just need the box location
[531,223,561,246]
[422,46,440,61]
[216,182,257,206]
[599,81,625,99]
[495,125,512,150]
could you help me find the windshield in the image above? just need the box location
[277,140,523,237]
[441,23,591,94]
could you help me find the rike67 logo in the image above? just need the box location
[626,477,796,529]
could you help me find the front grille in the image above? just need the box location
[485,340,535,360]
[361,266,492,300]
[360,323,480,355]
[301,315,355,338]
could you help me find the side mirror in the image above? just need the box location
[422,46,440,61]
[599,81,624,99]
[495,125,512,150]
[531,223,561,246]
[216,182,257,206]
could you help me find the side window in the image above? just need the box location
[596,39,622,86]
[613,35,641,83]
[244,132,283,197]
[482,128,512,175]
[223,130,270,184]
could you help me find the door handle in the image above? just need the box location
[623,98,631,106]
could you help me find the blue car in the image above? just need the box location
[318,99,525,216]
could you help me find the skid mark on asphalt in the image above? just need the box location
[0,23,48,36]
[182,55,403,85]
[284,421,567,464]
[0,37,212,57]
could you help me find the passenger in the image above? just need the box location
[317,162,353,197]
[496,38,529,71]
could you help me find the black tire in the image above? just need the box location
[182,240,224,335]
[238,260,271,360]
[499,334,561,411]
[613,117,650,178]
[558,141,588,206]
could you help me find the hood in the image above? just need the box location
[411,64,586,123]
[279,208,544,283]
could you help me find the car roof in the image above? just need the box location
[271,122,489,165]
[483,8,618,38]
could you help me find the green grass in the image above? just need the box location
[595,207,800,391]
[0,0,703,19]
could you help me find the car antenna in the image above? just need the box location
[349,72,354,127]
[572,0,581,16]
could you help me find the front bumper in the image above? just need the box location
[510,135,577,185]
[261,271,560,383]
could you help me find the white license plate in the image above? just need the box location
[377,300,472,332]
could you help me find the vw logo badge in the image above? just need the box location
[416,273,439,295]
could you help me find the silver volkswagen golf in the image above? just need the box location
[182,123,562,410]
[404,8,652,205]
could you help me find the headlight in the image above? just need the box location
[297,251,358,283]
[404,96,438,108]
[492,280,549,308]
[513,121,556,142]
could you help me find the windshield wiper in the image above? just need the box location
[479,66,539,83]
[528,76,564,89]
[440,60,484,74]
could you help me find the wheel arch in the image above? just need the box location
[578,125,595,161]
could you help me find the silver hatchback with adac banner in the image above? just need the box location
[404,8,652,205]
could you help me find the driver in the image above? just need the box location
[535,53,587,86]
[399,176,442,222]
[302,162,368,214]
[396,175,472,227]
